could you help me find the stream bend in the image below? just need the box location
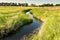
[5,12,42,40]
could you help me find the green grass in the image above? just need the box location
[39,16,60,40]
[0,6,60,40]
[0,6,32,37]
[29,6,60,40]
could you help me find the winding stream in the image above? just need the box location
[4,12,42,40]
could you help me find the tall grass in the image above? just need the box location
[0,6,32,38]
[30,6,60,40]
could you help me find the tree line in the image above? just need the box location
[0,2,60,6]
[31,3,60,7]
[0,2,28,6]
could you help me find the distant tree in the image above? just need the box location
[56,4,60,6]
[38,4,43,7]
[5,3,9,6]
[40,3,54,7]
[9,2,13,6]
[0,3,2,6]
[25,3,28,6]
[1,2,4,6]
[10,2,17,6]
[18,3,21,6]
[21,3,28,6]
[4,2,7,6]
[30,4,37,7]
[14,3,17,6]
[50,3,53,6]
[43,3,50,6]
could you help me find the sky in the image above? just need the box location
[0,0,60,5]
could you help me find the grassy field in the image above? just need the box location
[0,6,32,38]
[30,6,60,40]
[0,6,60,40]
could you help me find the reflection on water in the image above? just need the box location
[26,12,34,19]
[5,12,42,40]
